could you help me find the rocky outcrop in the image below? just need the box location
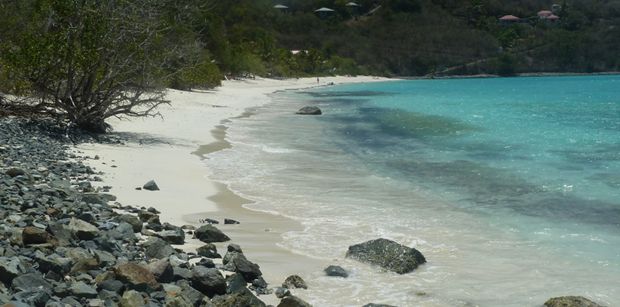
[143,180,160,191]
[194,224,230,243]
[295,106,322,115]
[191,266,226,297]
[324,265,348,277]
[282,275,308,289]
[346,238,426,274]
[544,296,605,307]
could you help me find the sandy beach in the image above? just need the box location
[75,76,389,304]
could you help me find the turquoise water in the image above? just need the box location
[207,76,620,306]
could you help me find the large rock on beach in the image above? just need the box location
[114,262,161,292]
[143,180,160,191]
[190,266,226,297]
[295,106,322,115]
[193,224,230,243]
[544,296,605,307]
[277,295,313,307]
[346,238,426,274]
[0,257,25,285]
[143,237,176,260]
[197,243,221,258]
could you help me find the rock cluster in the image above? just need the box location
[0,117,304,306]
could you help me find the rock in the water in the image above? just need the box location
[544,296,605,307]
[224,218,240,225]
[277,295,313,307]
[196,243,221,258]
[193,225,230,243]
[190,266,226,298]
[295,106,322,115]
[67,218,99,240]
[346,238,426,274]
[282,275,307,289]
[324,265,348,278]
[143,180,159,191]
[114,262,161,292]
[21,226,50,245]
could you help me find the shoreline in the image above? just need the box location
[76,76,393,304]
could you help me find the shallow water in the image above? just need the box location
[205,76,620,306]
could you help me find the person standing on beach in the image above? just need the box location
[317,77,320,84]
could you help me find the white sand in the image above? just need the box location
[75,76,389,302]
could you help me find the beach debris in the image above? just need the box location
[194,224,230,243]
[324,265,349,278]
[277,295,313,307]
[346,238,426,274]
[544,296,605,307]
[142,179,160,191]
[295,106,322,115]
[282,275,308,289]
[224,218,241,224]
[362,304,398,307]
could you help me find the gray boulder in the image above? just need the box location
[277,295,313,307]
[282,275,307,289]
[11,273,52,291]
[143,180,159,191]
[274,287,290,299]
[224,252,262,282]
[116,214,143,233]
[295,106,322,115]
[5,167,26,177]
[544,296,605,307]
[146,258,174,283]
[324,265,348,278]
[346,238,426,274]
[190,266,226,298]
[157,229,185,245]
[193,225,230,243]
[66,218,99,240]
[70,281,98,298]
[120,290,147,307]
[143,237,176,260]
[0,257,26,284]
[196,243,221,258]
[114,262,161,292]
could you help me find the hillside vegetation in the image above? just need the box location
[0,0,618,130]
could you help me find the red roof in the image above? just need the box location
[499,15,520,21]
[546,14,560,20]
[538,10,553,17]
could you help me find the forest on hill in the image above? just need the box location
[1,0,618,131]
[1,0,619,90]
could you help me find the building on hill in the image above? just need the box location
[315,7,336,19]
[499,15,521,25]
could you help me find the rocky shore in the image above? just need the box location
[1,113,608,307]
[0,117,314,307]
